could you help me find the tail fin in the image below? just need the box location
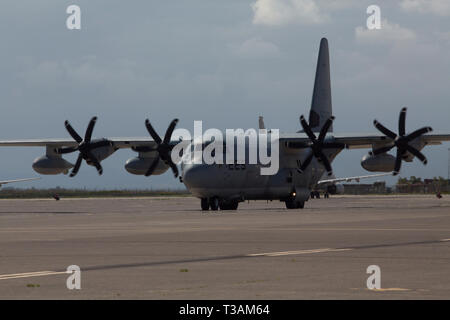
[309,38,333,132]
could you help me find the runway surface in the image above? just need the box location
[0,195,449,299]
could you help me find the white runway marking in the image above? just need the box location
[1,238,448,282]
[0,270,66,281]
[248,238,450,257]
[247,247,353,257]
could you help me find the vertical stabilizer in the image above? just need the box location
[309,38,333,132]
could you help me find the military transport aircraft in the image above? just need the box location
[0,38,448,210]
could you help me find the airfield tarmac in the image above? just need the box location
[0,194,449,299]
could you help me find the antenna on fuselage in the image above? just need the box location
[258,116,265,130]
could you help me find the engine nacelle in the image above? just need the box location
[32,156,74,175]
[87,142,117,163]
[124,157,169,175]
[361,153,395,172]
[326,184,344,195]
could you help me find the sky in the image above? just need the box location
[0,0,449,189]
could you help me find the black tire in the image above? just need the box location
[210,197,219,211]
[219,203,229,210]
[285,200,297,209]
[315,191,321,199]
[229,201,238,210]
[310,192,315,199]
[220,201,239,210]
[286,199,305,209]
[201,198,209,211]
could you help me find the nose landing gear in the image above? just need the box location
[284,200,305,209]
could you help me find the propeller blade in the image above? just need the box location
[398,107,407,136]
[371,145,395,156]
[393,150,403,175]
[69,154,83,177]
[299,153,314,172]
[318,116,334,142]
[318,151,333,175]
[145,157,160,177]
[64,121,83,143]
[406,126,433,142]
[300,115,316,141]
[373,120,397,140]
[88,152,103,175]
[84,117,97,142]
[405,145,428,165]
[145,119,162,145]
[373,108,431,175]
[168,160,179,178]
[163,119,179,144]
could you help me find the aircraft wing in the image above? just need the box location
[0,177,40,186]
[1,131,449,149]
[280,132,450,149]
[317,173,392,185]
[0,138,160,149]
[332,132,450,149]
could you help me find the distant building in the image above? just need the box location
[396,178,450,194]
[342,181,386,195]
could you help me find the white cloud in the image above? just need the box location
[400,0,450,16]
[233,38,281,58]
[316,0,360,10]
[355,19,416,44]
[251,0,328,26]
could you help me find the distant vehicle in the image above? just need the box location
[0,38,449,210]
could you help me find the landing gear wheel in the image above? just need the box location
[219,202,230,210]
[229,202,239,210]
[201,198,210,211]
[209,197,219,211]
[285,200,305,209]
[285,200,296,209]
[310,192,315,199]
[219,201,239,210]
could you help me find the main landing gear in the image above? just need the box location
[310,191,321,199]
[201,197,239,211]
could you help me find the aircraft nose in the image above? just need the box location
[182,164,209,188]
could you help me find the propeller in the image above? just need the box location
[297,115,346,176]
[56,117,112,177]
[372,107,432,175]
[132,118,179,177]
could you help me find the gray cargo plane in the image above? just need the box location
[0,38,449,210]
